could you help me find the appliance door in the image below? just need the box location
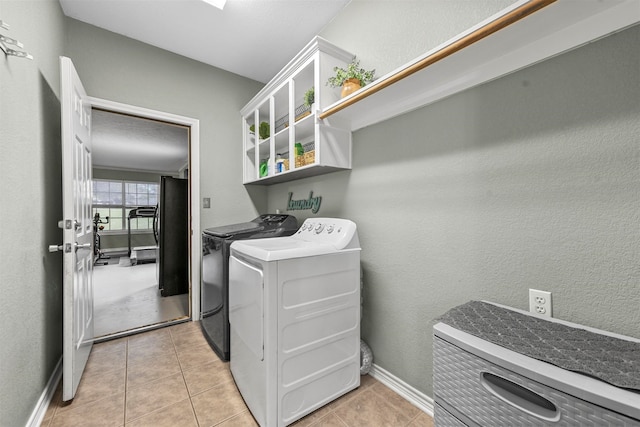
[152,206,159,245]
[201,235,228,360]
[229,253,268,426]
[158,176,189,297]
[229,255,264,361]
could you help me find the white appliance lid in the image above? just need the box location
[230,237,341,261]
[230,218,360,261]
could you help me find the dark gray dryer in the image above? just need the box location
[201,214,298,361]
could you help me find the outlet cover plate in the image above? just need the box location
[529,289,552,317]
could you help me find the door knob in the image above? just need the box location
[49,243,76,253]
[48,243,89,252]
[74,242,91,252]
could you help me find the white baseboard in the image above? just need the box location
[369,363,434,417]
[26,357,62,427]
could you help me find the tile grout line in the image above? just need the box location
[212,410,252,426]
[176,324,252,426]
[125,331,182,424]
[50,341,126,426]
[367,380,425,425]
[405,410,424,426]
[172,325,202,427]
[326,410,350,427]
[330,392,358,427]
[184,328,206,427]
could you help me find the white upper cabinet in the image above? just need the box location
[241,37,354,185]
[241,0,639,185]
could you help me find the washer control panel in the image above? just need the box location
[294,218,359,250]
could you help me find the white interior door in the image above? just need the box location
[60,56,94,402]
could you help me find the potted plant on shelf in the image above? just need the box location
[326,57,375,98]
[294,87,315,122]
[304,87,315,107]
[249,121,270,139]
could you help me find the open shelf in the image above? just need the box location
[241,37,354,185]
[319,0,640,131]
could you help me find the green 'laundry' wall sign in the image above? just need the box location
[287,191,322,214]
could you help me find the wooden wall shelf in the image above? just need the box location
[319,0,639,131]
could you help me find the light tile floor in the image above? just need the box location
[42,322,434,427]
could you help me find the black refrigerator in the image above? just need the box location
[156,176,189,297]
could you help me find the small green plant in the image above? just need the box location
[249,121,270,139]
[304,87,315,107]
[326,57,375,88]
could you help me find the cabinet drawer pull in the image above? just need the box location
[480,372,560,422]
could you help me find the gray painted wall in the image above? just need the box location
[0,1,66,425]
[64,18,267,228]
[0,3,264,424]
[320,0,515,80]
[2,0,638,423]
[266,19,640,396]
[93,167,170,183]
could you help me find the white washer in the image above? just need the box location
[229,218,361,427]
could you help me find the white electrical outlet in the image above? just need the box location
[529,289,552,317]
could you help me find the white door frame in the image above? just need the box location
[89,96,201,321]
[60,56,95,402]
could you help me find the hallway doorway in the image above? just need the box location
[90,105,199,339]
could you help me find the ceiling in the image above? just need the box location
[58,0,351,84]
[61,0,350,173]
[92,109,189,174]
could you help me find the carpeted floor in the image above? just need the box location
[93,253,123,266]
[93,261,189,338]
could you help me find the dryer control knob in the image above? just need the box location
[326,225,334,234]
[315,224,324,234]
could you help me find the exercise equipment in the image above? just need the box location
[93,213,110,265]
[127,206,158,265]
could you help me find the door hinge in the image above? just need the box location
[57,219,80,230]
[58,219,72,229]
